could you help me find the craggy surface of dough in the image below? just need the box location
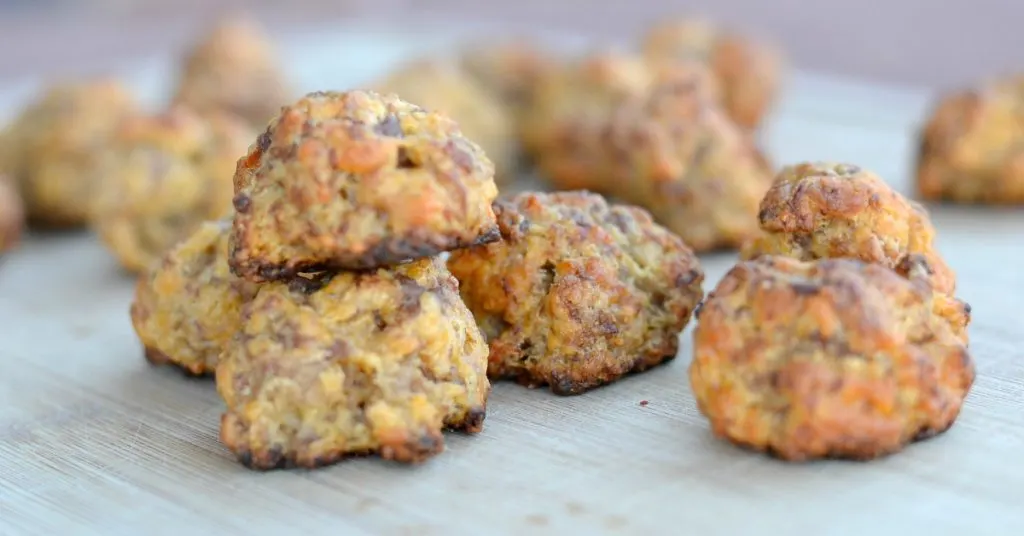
[742,162,955,294]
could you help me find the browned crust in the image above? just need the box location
[220,407,486,470]
[745,162,956,295]
[727,416,959,462]
[229,225,501,283]
[142,346,213,378]
[507,351,680,396]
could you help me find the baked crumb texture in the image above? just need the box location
[0,78,137,228]
[229,90,500,282]
[917,75,1024,204]
[131,219,258,376]
[216,256,490,469]
[449,190,704,395]
[741,161,956,295]
[90,104,253,274]
[522,51,773,251]
[690,255,974,461]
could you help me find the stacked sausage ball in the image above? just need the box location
[3,12,1017,469]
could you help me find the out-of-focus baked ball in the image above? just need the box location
[372,58,518,181]
[130,219,259,376]
[519,50,715,191]
[229,90,500,282]
[917,75,1024,204]
[597,64,774,251]
[448,190,704,395]
[459,39,558,117]
[0,174,24,254]
[741,162,956,294]
[90,105,253,274]
[172,17,291,128]
[642,18,782,131]
[216,256,490,470]
[0,78,137,227]
[522,51,771,250]
[690,255,974,461]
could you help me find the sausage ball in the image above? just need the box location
[448,191,704,395]
[229,90,500,282]
[741,162,956,294]
[130,219,259,376]
[0,78,137,227]
[90,105,253,273]
[216,256,490,470]
[916,75,1024,204]
[372,58,517,182]
[459,39,558,117]
[172,17,291,128]
[642,18,783,130]
[690,255,974,461]
[520,50,720,191]
[597,64,774,251]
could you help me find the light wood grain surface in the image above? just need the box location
[2,23,1023,536]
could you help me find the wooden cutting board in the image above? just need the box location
[1,22,1022,536]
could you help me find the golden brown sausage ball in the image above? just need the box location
[448,190,704,395]
[642,18,783,131]
[741,162,956,294]
[172,17,291,128]
[597,65,773,251]
[229,90,500,282]
[217,256,490,469]
[520,51,716,191]
[690,255,973,461]
[459,39,558,117]
[1,78,137,227]
[90,105,253,273]
[130,219,259,376]
[917,75,1024,204]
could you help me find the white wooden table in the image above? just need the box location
[2,22,1023,536]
